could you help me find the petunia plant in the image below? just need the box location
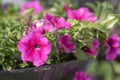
[0,1,120,79]
[17,1,120,67]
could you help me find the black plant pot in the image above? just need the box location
[0,60,92,80]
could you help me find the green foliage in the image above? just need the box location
[0,1,120,76]
[101,14,119,29]
[85,1,114,20]
[0,3,33,70]
[0,21,25,70]
[67,14,119,61]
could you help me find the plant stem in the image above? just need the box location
[110,61,117,80]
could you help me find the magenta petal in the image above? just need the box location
[86,15,97,22]
[44,24,57,33]
[116,48,120,54]
[18,41,29,53]
[109,34,120,47]
[45,13,54,21]
[105,34,120,60]
[78,7,88,20]
[20,1,43,15]
[44,13,71,33]
[39,37,49,46]
[57,35,75,53]
[65,22,71,30]
[32,50,48,67]
[67,10,77,19]
[17,33,32,52]
[56,17,65,27]
[33,1,43,14]
[73,71,92,80]
[106,48,117,60]
[81,46,97,56]
[63,42,75,53]
[21,48,34,62]
[63,4,70,12]
[66,7,97,22]
[40,44,52,55]
[92,38,100,49]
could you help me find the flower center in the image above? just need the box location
[34,44,40,50]
[81,46,89,51]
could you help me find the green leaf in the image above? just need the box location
[86,1,114,20]
[67,19,79,26]
[85,2,96,12]
[73,48,89,60]
[74,52,88,61]
[101,14,119,28]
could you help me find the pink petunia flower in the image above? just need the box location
[57,35,75,53]
[73,71,92,80]
[20,1,43,15]
[44,13,71,33]
[17,29,51,67]
[105,34,120,60]
[82,38,100,56]
[66,7,97,22]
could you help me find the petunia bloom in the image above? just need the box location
[66,7,97,22]
[105,34,120,60]
[73,71,92,80]
[20,1,43,15]
[57,35,75,53]
[17,30,51,67]
[44,13,71,33]
[82,38,100,56]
